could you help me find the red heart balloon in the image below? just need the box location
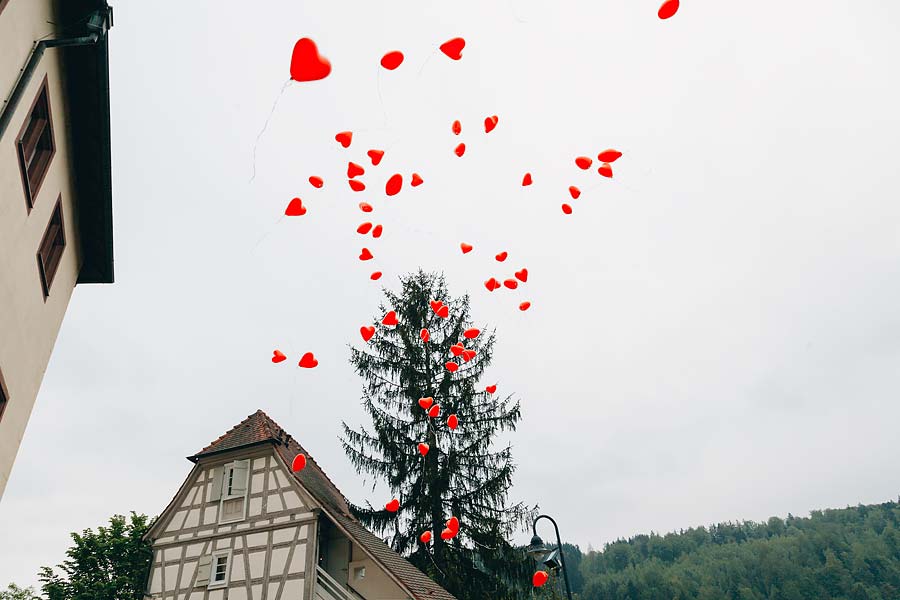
[522,172,533,186]
[349,179,366,192]
[430,300,444,312]
[370,271,382,281]
[485,277,501,292]
[447,516,459,532]
[360,326,376,342]
[309,176,324,188]
[382,310,399,326]
[598,149,622,163]
[450,343,464,357]
[418,397,434,410]
[418,443,430,456]
[359,202,374,213]
[495,251,508,262]
[368,149,384,165]
[385,498,400,512]
[357,222,373,234]
[658,0,679,19]
[290,38,332,82]
[463,328,480,339]
[372,224,383,238]
[440,37,465,60]
[454,143,466,157]
[447,414,458,430]
[462,349,476,362]
[515,269,528,282]
[291,453,307,472]
[420,531,432,543]
[504,279,518,290]
[348,162,365,178]
[446,362,459,372]
[460,243,473,254]
[386,174,403,196]
[411,173,424,187]
[562,203,573,214]
[575,156,593,170]
[484,115,498,133]
[441,528,456,540]
[420,328,430,343]
[285,198,307,216]
[452,120,462,135]
[359,248,374,261]
[335,131,353,148]
[437,305,450,319]
[569,186,581,199]
[486,385,497,394]
[519,301,531,311]
[598,163,613,178]
[428,404,440,418]
[272,350,287,363]
[533,571,549,587]
[298,352,319,368]
[380,50,404,70]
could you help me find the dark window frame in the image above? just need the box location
[36,196,66,299]
[0,365,8,424]
[16,75,56,212]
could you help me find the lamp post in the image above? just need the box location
[526,514,573,600]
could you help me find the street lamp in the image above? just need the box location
[527,514,573,600]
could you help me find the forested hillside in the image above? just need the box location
[549,500,900,599]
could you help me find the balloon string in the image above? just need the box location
[250,79,292,183]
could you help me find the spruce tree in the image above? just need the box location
[342,270,533,599]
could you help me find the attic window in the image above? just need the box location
[353,566,366,581]
[214,460,249,524]
[37,198,66,298]
[17,76,55,210]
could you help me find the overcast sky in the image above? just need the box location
[3,0,900,590]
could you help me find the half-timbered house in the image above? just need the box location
[143,410,457,600]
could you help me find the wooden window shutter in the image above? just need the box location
[209,466,224,501]
[231,460,249,496]
[195,555,212,586]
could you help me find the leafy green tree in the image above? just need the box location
[342,270,533,600]
[0,584,41,600]
[39,512,153,600]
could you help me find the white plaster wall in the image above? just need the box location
[0,0,85,499]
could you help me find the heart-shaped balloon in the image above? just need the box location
[347,162,365,178]
[533,571,549,587]
[437,305,450,319]
[385,498,400,512]
[368,149,384,165]
[452,120,462,135]
[420,531,432,543]
[446,362,459,373]
[440,37,466,60]
[575,156,592,170]
[290,38,332,82]
[411,173,424,187]
[658,0,679,19]
[522,172,533,186]
[441,527,456,540]
[380,50,404,70]
[285,198,306,216]
[460,242,473,254]
[370,272,382,281]
[418,443,429,456]
[272,350,287,363]
[462,349,476,362]
[359,248,374,261]
[447,516,459,532]
[309,176,324,188]
[504,279,518,290]
[519,301,531,311]
[495,251,508,262]
[360,326,375,342]
[598,149,622,163]
[450,343,464,357]
[454,143,466,157]
[430,300,443,312]
[357,222,373,234]
[349,179,366,192]
[420,328,430,343]
[359,202,373,213]
[463,328,480,339]
[484,278,500,292]
[515,269,528,282]
[298,352,319,368]
[569,186,581,199]
[598,163,613,178]
[428,404,440,418]
[484,115,499,133]
[335,131,353,148]
[418,397,434,410]
[385,174,403,196]
[486,385,497,394]
[291,453,307,472]
[447,414,458,429]
[372,224,383,238]
[382,311,399,326]
[562,203,573,215]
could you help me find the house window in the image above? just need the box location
[218,460,248,524]
[0,366,8,424]
[211,552,230,585]
[36,198,66,298]
[16,76,56,210]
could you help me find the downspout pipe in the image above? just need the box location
[0,5,112,140]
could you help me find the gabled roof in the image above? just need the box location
[186,410,457,600]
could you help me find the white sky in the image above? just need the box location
[3,0,900,590]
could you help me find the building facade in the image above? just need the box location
[0,0,113,498]
[143,410,457,600]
